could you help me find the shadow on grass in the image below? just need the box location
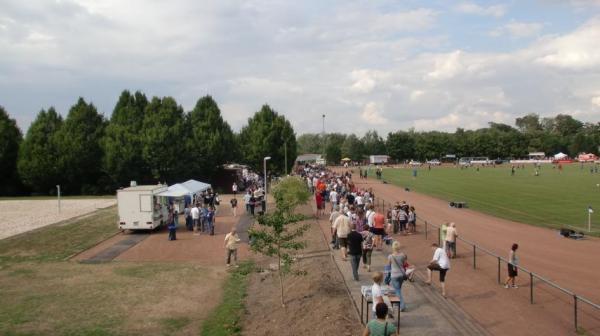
[200,261,254,336]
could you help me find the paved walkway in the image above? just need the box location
[313,213,489,335]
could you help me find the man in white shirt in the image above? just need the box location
[426,243,451,297]
[191,204,200,235]
[232,183,238,196]
[366,204,375,229]
[329,189,338,211]
[334,213,352,260]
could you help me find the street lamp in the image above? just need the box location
[264,156,271,213]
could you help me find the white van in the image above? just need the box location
[117,185,169,230]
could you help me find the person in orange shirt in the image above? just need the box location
[372,212,386,250]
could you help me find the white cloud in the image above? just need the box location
[592,96,600,107]
[360,102,388,125]
[534,19,600,69]
[426,50,465,80]
[455,2,506,17]
[490,21,544,38]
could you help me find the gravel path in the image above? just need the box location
[0,199,116,240]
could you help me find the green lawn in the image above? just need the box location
[382,163,600,234]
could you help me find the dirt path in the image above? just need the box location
[341,171,600,335]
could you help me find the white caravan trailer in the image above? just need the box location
[117,185,169,230]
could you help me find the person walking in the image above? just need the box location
[184,204,192,231]
[244,191,252,214]
[206,206,215,235]
[426,243,451,298]
[224,227,241,267]
[362,303,398,336]
[191,203,200,235]
[335,212,352,260]
[408,206,416,233]
[372,211,386,250]
[330,205,341,249]
[347,223,363,281]
[230,197,238,217]
[361,229,374,272]
[445,222,458,258]
[504,243,520,288]
[232,182,238,196]
[167,208,177,241]
[387,241,407,311]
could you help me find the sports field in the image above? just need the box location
[382,163,600,234]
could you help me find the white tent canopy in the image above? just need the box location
[554,152,568,159]
[157,179,211,197]
[181,179,211,194]
[157,184,190,197]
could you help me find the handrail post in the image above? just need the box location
[473,245,476,269]
[530,273,534,304]
[574,295,578,333]
[497,257,501,284]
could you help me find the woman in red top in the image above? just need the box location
[315,192,324,217]
[372,212,386,250]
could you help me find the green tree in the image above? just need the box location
[386,131,415,162]
[141,96,186,182]
[248,176,310,306]
[362,130,386,155]
[102,90,149,187]
[296,133,324,154]
[186,96,235,180]
[239,105,296,174]
[18,107,63,193]
[341,134,364,161]
[54,98,106,194]
[324,133,346,164]
[516,113,542,133]
[0,106,22,195]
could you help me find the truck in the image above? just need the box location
[117,185,169,230]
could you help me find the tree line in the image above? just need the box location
[0,91,296,196]
[297,114,600,164]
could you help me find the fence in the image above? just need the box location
[371,198,600,334]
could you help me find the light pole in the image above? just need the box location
[56,185,61,214]
[264,156,271,213]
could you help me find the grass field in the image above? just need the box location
[0,206,233,336]
[382,163,600,234]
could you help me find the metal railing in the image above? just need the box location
[368,198,599,333]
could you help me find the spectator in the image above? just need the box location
[387,241,407,311]
[426,243,451,298]
[504,243,520,289]
[445,222,458,258]
[372,211,386,250]
[335,212,352,260]
[230,197,238,217]
[224,227,241,267]
[408,206,416,234]
[329,205,341,249]
[361,229,374,272]
[244,191,252,214]
[347,223,363,281]
[362,303,398,336]
[191,203,200,235]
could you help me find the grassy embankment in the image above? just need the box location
[0,205,252,335]
[383,163,600,234]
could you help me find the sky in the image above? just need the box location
[1,0,600,135]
